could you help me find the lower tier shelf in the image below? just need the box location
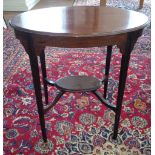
[46,75,102,92]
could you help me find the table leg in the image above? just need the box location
[40,51,49,105]
[29,53,47,142]
[100,0,106,6]
[139,0,144,8]
[113,50,131,140]
[104,46,112,99]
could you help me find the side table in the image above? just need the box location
[10,6,148,142]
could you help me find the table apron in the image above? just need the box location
[14,30,129,56]
[32,33,128,49]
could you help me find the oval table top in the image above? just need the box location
[10,6,148,37]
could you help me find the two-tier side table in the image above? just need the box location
[10,6,148,142]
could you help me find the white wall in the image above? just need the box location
[4,0,40,11]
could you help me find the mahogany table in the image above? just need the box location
[10,6,148,142]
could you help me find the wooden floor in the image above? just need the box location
[4,0,74,23]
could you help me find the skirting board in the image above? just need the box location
[4,0,40,11]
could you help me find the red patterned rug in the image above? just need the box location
[3,0,151,154]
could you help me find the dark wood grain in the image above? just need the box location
[55,76,102,92]
[10,6,148,37]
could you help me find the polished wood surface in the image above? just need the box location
[10,6,148,37]
[55,76,102,92]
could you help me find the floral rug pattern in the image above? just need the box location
[3,0,151,154]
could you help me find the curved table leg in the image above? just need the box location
[44,91,65,113]
[104,45,112,99]
[29,53,47,142]
[40,50,49,105]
